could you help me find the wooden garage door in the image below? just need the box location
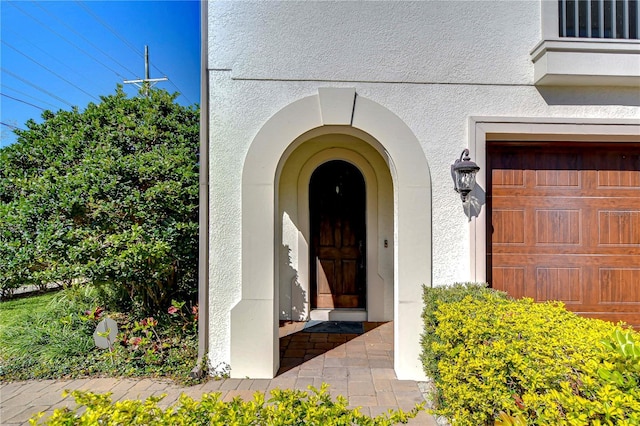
[488,142,640,326]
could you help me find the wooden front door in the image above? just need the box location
[310,160,366,309]
[488,142,640,326]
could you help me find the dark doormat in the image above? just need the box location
[303,320,364,334]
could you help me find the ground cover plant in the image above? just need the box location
[0,286,199,384]
[31,385,422,426]
[421,283,640,425]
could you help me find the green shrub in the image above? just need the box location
[30,385,422,425]
[0,87,199,313]
[422,288,640,425]
[420,282,508,382]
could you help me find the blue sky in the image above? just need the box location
[1,0,200,148]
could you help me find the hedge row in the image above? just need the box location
[421,283,640,425]
[31,384,422,425]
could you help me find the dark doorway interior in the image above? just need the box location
[310,160,366,309]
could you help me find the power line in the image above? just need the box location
[1,68,74,108]
[2,41,100,102]
[1,93,45,111]
[1,122,26,132]
[74,0,142,59]
[73,1,194,104]
[33,1,139,78]
[167,79,194,104]
[5,27,103,93]
[6,1,128,80]
[148,63,193,104]
[2,84,61,110]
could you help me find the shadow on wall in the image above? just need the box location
[464,185,486,222]
[537,86,640,107]
[280,244,308,321]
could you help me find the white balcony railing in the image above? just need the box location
[531,0,640,86]
[559,0,639,39]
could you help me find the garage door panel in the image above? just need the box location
[535,151,581,188]
[596,152,640,188]
[535,209,581,245]
[599,268,640,304]
[488,143,640,326]
[492,209,525,244]
[598,210,640,245]
[598,171,640,188]
[492,266,526,299]
[536,267,583,303]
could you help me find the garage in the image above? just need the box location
[487,142,640,327]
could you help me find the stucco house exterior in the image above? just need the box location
[197,0,640,380]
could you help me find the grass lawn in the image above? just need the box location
[0,292,57,331]
[0,286,201,384]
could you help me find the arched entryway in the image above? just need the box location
[277,136,392,324]
[230,88,431,380]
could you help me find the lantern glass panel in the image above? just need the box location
[456,170,476,192]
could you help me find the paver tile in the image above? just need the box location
[199,379,224,392]
[368,358,394,368]
[1,404,32,424]
[83,378,117,393]
[347,366,373,380]
[268,377,296,390]
[348,395,377,407]
[324,356,349,367]
[369,405,401,418]
[284,349,307,358]
[300,356,324,369]
[323,367,348,378]
[393,391,426,411]
[371,368,397,380]
[4,405,50,424]
[298,368,323,378]
[222,389,260,402]
[118,378,154,394]
[323,378,348,392]
[249,379,271,390]
[29,391,67,407]
[347,357,370,367]
[277,366,301,378]
[391,380,420,392]
[375,391,397,406]
[406,410,438,425]
[347,380,376,396]
[219,379,242,391]
[373,378,394,392]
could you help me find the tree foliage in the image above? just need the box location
[0,86,199,313]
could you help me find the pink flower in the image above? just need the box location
[168,306,179,315]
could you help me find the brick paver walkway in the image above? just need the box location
[0,321,437,425]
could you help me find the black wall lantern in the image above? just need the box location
[452,149,480,202]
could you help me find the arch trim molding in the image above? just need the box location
[230,89,431,380]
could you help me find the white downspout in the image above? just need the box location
[192,0,209,378]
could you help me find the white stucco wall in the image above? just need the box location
[206,1,640,376]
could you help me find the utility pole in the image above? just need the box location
[124,45,167,96]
